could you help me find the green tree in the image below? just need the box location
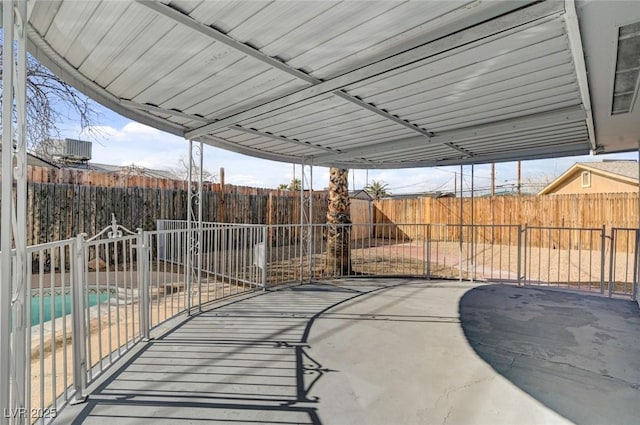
[364,180,391,200]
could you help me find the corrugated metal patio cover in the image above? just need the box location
[25,0,640,168]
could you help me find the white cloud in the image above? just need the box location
[64,117,637,193]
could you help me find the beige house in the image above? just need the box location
[538,161,639,195]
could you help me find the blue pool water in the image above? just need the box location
[30,292,112,326]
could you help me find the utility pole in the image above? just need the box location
[491,163,495,196]
[517,160,522,195]
[454,172,457,195]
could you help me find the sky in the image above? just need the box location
[62,104,637,196]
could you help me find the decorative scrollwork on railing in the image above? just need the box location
[87,213,138,242]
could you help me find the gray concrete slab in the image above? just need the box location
[52,280,640,425]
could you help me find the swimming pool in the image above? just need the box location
[30,289,113,327]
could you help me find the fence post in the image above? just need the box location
[517,225,524,286]
[137,230,151,340]
[70,233,88,404]
[262,226,268,291]
[425,224,431,278]
[600,225,606,294]
[632,229,639,301]
[608,228,616,298]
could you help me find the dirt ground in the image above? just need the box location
[266,240,635,295]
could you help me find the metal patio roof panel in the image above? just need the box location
[343,16,582,132]
[26,0,639,168]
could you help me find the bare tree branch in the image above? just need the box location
[0,33,102,160]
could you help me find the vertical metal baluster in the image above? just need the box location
[577,230,582,290]
[39,251,45,413]
[25,256,32,420]
[61,246,68,400]
[608,229,616,297]
[105,241,112,365]
[50,247,58,408]
[123,240,129,347]
[625,230,631,294]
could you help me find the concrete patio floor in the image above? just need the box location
[52,279,640,425]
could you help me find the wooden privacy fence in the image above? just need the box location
[375,193,639,228]
[373,193,639,250]
[24,182,329,245]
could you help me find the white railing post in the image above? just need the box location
[632,229,639,302]
[517,225,524,286]
[600,225,607,295]
[70,234,88,404]
[262,226,268,290]
[425,224,431,278]
[137,230,151,340]
[608,229,616,298]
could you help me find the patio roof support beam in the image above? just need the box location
[183,0,562,139]
[312,106,586,165]
[564,0,597,151]
[135,0,432,140]
[119,99,209,123]
[231,126,336,154]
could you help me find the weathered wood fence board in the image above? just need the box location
[22,179,328,245]
[374,194,639,249]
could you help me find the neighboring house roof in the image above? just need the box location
[85,162,178,180]
[349,190,373,201]
[537,161,639,195]
[383,191,455,200]
[27,152,60,168]
[0,147,59,169]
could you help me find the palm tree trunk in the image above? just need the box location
[325,167,351,275]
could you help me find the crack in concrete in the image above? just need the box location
[436,375,496,424]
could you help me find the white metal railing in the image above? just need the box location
[608,228,639,298]
[522,226,606,293]
[157,220,639,297]
[4,219,639,424]
[261,223,523,284]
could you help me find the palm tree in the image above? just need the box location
[278,179,301,191]
[364,180,390,200]
[325,168,351,275]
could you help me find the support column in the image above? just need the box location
[459,165,463,282]
[299,161,313,282]
[471,164,475,282]
[1,2,15,422]
[185,139,203,314]
[636,141,640,302]
[2,0,29,420]
[13,0,29,416]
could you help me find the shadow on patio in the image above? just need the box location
[53,280,640,425]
